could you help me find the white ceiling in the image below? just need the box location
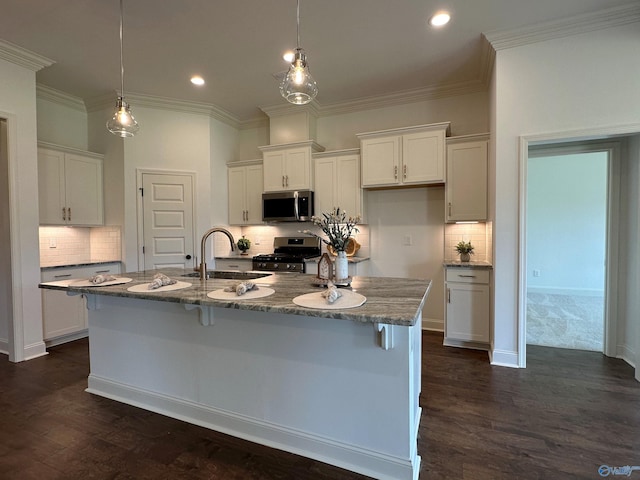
[0,0,635,122]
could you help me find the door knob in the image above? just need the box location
[186,255,192,260]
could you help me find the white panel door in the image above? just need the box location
[142,173,195,270]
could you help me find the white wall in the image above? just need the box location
[316,92,489,151]
[36,96,88,150]
[366,187,445,327]
[0,119,10,352]
[0,57,47,361]
[492,22,640,366]
[527,152,608,293]
[620,136,640,371]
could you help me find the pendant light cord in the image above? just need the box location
[296,0,300,49]
[119,0,125,98]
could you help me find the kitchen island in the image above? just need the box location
[40,269,430,480]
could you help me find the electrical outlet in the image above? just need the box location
[49,237,57,248]
[533,269,540,277]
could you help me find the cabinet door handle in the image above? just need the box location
[94,269,111,274]
[62,207,67,221]
[403,164,407,179]
[394,166,398,179]
[285,175,289,187]
[54,273,72,278]
[282,175,285,187]
[459,275,476,278]
[448,202,452,216]
[447,288,451,303]
[68,207,71,222]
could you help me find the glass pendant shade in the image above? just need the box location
[106,97,139,137]
[280,49,318,105]
[107,0,139,137]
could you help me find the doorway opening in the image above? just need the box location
[526,143,610,352]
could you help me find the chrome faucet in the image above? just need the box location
[200,227,236,280]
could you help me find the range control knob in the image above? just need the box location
[273,264,279,270]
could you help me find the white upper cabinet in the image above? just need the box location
[445,134,489,222]
[357,123,450,188]
[228,163,264,225]
[313,149,364,221]
[38,143,104,226]
[259,141,324,192]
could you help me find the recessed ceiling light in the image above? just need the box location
[429,12,450,27]
[283,51,295,63]
[190,75,205,86]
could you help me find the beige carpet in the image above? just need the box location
[526,291,604,352]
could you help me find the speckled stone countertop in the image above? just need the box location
[214,255,371,264]
[41,260,122,271]
[443,260,493,269]
[39,268,430,326]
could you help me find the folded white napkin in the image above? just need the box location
[223,281,258,296]
[90,274,116,285]
[321,281,342,304]
[148,273,177,290]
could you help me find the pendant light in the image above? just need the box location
[279,0,318,105]
[107,0,139,137]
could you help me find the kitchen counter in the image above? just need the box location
[39,268,428,480]
[41,260,122,271]
[41,267,426,326]
[443,260,493,268]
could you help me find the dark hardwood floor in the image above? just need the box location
[1,331,638,479]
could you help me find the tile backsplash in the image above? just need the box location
[444,222,492,262]
[39,226,121,267]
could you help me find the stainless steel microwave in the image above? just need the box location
[262,190,314,222]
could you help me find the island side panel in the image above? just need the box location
[85,295,421,480]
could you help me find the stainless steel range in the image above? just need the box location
[252,236,321,273]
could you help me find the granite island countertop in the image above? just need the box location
[39,268,430,327]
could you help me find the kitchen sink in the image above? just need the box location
[180,271,272,280]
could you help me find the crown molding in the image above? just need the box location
[485,3,640,51]
[0,39,54,71]
[238,116,269,130]
[36,84,86,112]
[259,101,321,119]
[317,79,487,118]
[85,91,242,128]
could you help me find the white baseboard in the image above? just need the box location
[0,338,8,356]
[45,329,88,348]
[618,344,636,369]
[422,317,443,331]
[23,340,48,361]
[87,374,420,480]
[490,349,520,368]
[527,286,604,297]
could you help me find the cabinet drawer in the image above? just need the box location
[41,262,122,282]
[445,268,490,284]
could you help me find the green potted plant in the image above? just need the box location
[237,236,251,255]
[455,241,474,262]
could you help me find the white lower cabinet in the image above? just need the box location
[214,258,253,272]
[444,267,490,349]
[41,262,121,345]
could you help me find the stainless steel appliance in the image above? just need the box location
[262,190,314,222]
[252,236,321,272]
